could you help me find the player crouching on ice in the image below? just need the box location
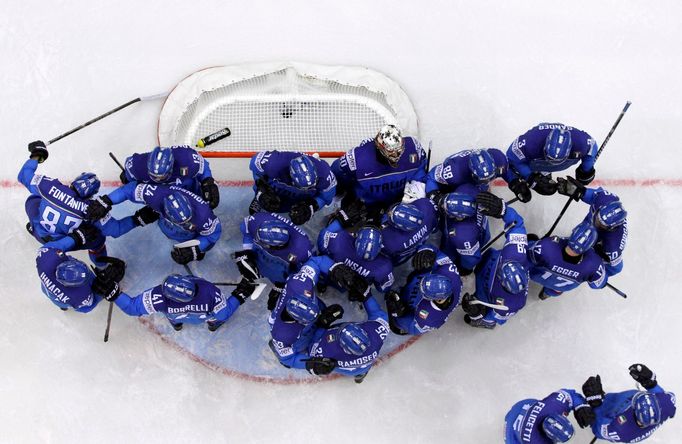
[119,145,220,209]
[385,245,462,335]
[460,193,530,329]
[85,183,221,265]
[248,151,336,225]
[35,247,126,313]
[111,274,255,332]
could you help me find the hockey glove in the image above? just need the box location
[267,283,284,311]
[334,199,367,228]
[582,375,605,407]
[315,304,344,329]
[290,199,319,225]
[476,191,506,218]
[248,196,262,215]
[255,179,281,212]
[385,290,408,318]
[508,178,531,203]
[233,249,261,282]
[28,140,49,163]
[305,356,338,376]
[86,195,113,221]
[461,293,487,318]
[412,249,436,271]
[69,224,101,248]
[574,404,596,428]
[575,166,596,185]
[557,176,586,201]
[119,170,129,185]
[201,177,220,209]
[92,274,121,302]
[95,256,126,283]
[231,279,256,304]
[528,173,558,196]
[629,363,657,389]
[171,244,205,265]
[133,206,159,226]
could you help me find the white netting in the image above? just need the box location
[158,62,420,156]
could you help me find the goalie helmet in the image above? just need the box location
[498,261,527,294]
[443,192,477,220]
[544,128,572,164]
[55,258,90,287]
[71,173,100,199]
[468,149,496,184]
[632,392,661,427]
[355,226,382,261]
[541,414,574,443]
[594,201,627,229]
[375,124,404,165]
[339,323,371,356]
[387,203,424,232]
[162,274,196,303]
[147,146,174,182]
[289,156,318,189]
[256,220,290,248]
[419,274,453,301]
[163,192,194,229]
[285,292,320,325]
[567,221,597,255]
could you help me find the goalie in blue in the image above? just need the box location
[120,145,220,208]
[249,151,336,225]
[506,123,598,202]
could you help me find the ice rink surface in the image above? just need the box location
[2,1,682,442]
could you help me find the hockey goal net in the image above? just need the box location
[158,62,420,158]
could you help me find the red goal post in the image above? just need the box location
[158,62,420,158]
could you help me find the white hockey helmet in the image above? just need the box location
[375,124,404,165]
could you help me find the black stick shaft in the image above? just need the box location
[103,301,114,342]
[425,141,432,173]
[590,437,597,444]
[606,282,627,299]
[481,221,516,254]
[213,282,240,286]
[544,196,573,238]
[506,197,520,205]
[48,98,141,145]
[182,264,194,276]
[109,152,125,171]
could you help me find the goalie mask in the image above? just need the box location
[375,124,404,165]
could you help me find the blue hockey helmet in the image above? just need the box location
[162,274,196,303]
[567,221,598,255]
[338,323,371,356]
[498,261,528,294]
[285,291,320,325]
[289,155,318,189]
[594,201,627,229]
[375,124,404,165]
[542,414,574,443]
[163,192,194,229]
[147,146,174,182]
[55,258,90,287]
[355,226,382,261]
[468,149,496,184]
[632,392,661,427]
[443,192,477,220]
[71,172,101,199]
[544,129,572,163]
[256,219,290,248]
[419,274,454,301]
[387,203,424,231]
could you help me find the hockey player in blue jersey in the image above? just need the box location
[504,388,595,443]
[580,364,676,442]
[120,145,220,209]
[438,184,490,275]
[113,274,255,331]
[425,148,510,195]
[19,141,158,264]
[557,177,628,277]
[506,124,598,202]
[249,151,337,225]
[268,259,344,368]
[385,245,462,335]
[235,212,314,309]
[528,221,607,300]
[35,247,126,313]
[85,183,221,265]
[380,198,440,266]
[332,125,427,219]
[460,193,530,329]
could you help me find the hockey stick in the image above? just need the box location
[480,221,517,254]
[469,298,509,311]
[103,300,114,342]
[425,140,432,173]
[544,101,632,238]
[109,152,125,171]
[589,437,597,444]
[606,282,627,299]
[47,92,168,146]
[181,257,266,300]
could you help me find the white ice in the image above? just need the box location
[1,1,682,442]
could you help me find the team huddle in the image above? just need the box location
[21,121,675,442]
